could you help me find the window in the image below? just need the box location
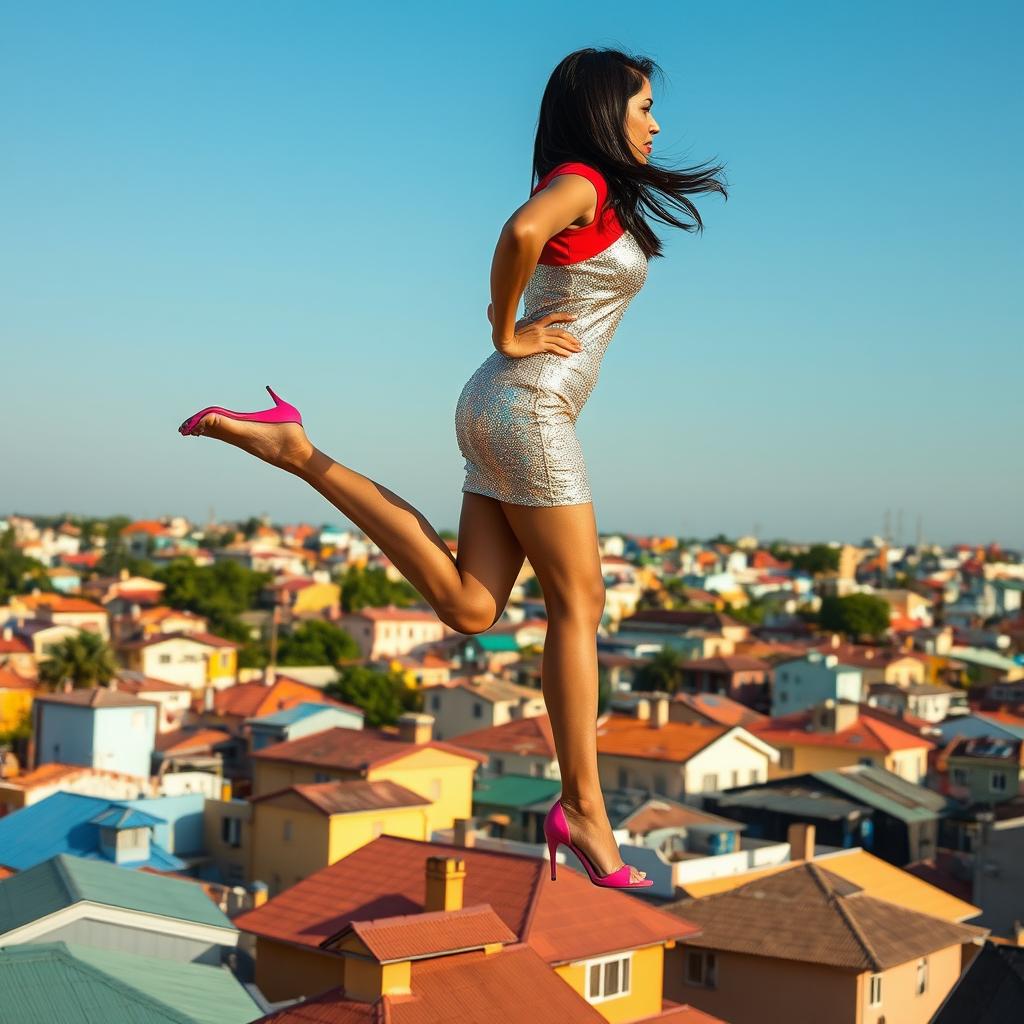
[748,769,760,784]
[702,773,718,791]
[991,771,1008,793]
[584,952,632,1002]
[654,774,667,795]
[618,767,628,788]
[780,749,794,770]
[685,951,717,989]
[869,973,883,1007]
[952,768,968,787]
[731,770,740,788]
[221,817,242,848]
[493,758,504,774]
[431,695,441,710]
[473,702,482,718]
[283,820,293,841]
[916,957,928,995]
[313,771,331,783]
[159,653,172,663]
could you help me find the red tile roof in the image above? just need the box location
[234,834,697,967]
[251,779,432,815]
[672,693,768,728]
[251,726,488,772]
[750,709,935,753]
[0,667,36,690]
[252,942,609,1023]
[154,727,232,754]
[206,678,338,720]
[444,714,557,759]
[119,629,238,650]
[345,604,443,623]
[596,715,729,764]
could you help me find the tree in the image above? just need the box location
[632,647,688,695]
[818,594,891,640]
[777,544,839,576]
[335,565,419,613]
[38,631,119,690]
[277,620,360,666]
[0,529,52,603]
[151,559,271,634]
[325,665,420,727]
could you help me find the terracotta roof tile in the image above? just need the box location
[750,709,934,753]
[252,779,432,815]
[234,834,697,967]
[596,716,728,764]
[154,727,232,754]
[672,693,767,728]
[444,714,557,759]
[0,667,36,690]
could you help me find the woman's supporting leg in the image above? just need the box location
[184,417,524,634]
[498,500,646,882]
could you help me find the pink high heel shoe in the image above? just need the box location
[544,798,653,889]
[178,385,303,436]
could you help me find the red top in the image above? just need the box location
[531,161,624,265]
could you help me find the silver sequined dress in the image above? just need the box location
[454,164,649,506]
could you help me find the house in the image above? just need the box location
[675,655,773,708]
[940,736,1024,804]
[336,604,450,660]
[0,665,34,733]
[248,713,486,843]
[470,773,564,843]
[0,852,240,964]
[0,762,161,817]
[444,712,560,779]
[0,790,205,872]
[247,701,365,752]
[662,860,987,1023]
[111,671,195,733]
[7,593,111,641]
[249,778,434,895]
[969,812,1024,939]
[420,677,546,741]
[117,631,239,689]
[616,609,750,651]
[932,940,1024,1023]
[194,676,348,737]
[670,692,768,729]
[771,651,864,715]
[936,710,1024,744]
[0,625,36,677]
[31,687,158,778]
[868,680,967,722]
[233,837,702,1014]
[595,699,780,800]
[0,941,265,1024]
[750,699,935,782]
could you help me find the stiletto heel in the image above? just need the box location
[177,384,303,436]
[543,797,653,889]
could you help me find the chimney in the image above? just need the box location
[424,856,465,913]
[635,697,651,720]
[830,633,841,649]
[649,696,670,729]
[788,822,816,861]
[250,880,268,908]
[108,677,118,692]
[453,818,476,848]
[397,712,434,744]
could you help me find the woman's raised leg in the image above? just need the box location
[498,499,647,883]
[184,417,524,634]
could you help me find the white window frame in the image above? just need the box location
[869,972,883,1007]
[685,950,717,989]
[581,951,633,1003]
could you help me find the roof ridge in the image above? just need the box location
[829,882,882,972]
[52,852,83,903]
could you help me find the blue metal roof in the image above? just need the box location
[247,701,350,727]
[0,792,185,872]
[89,806,166,830]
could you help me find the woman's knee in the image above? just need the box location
[544,576,606,624]
[439,591,499,635]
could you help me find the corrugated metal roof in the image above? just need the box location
[0,853,234,934]
[471,774,562,808]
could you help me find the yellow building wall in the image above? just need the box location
[254,936,345,1004]
[768,743,926,781]
[327,805,430,863]
[292,582,341,616]
[366,747,477,834]
[555,943,667,1023]
[0,688,33,734]
[208,647,237,685]
[857,944,963,1024]
[251,802,331,895]
[252,760,362,798]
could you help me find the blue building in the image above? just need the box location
[772,651,863,716]
[31,688,157,779]
[246,701,364,752]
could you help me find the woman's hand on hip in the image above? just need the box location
[488,305,582,358]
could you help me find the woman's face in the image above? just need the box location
[624,76,659,163]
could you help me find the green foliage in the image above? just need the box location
[776,544,839,575]
[151,559,271,634]
[335,565,419,613]
[0,529,53,603]
[523,577,543,599]
[818,593,891,639]
[325,664,420,727]
[0,705,32,744]
[278,619,360,666]
[37,631,119,690]
[723,598,767,626]
[632,647,688,695]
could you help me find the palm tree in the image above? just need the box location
[38,631,119,692]
[633,647,688,695]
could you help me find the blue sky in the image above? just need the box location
[3,1,1021,548]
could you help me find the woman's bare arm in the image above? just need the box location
[489,174,598,352]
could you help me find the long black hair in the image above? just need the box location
[532,47,727,260]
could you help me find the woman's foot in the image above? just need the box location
[560,796,647,884]
[182,414,314,474]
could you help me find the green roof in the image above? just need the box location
[472,774,562,808]
[0,854,234,936]
[473,634,520,652]
[811,766,948,824]
[59,942,262,1024]
[0,942,196,1023]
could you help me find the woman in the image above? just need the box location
[177,47,726,890]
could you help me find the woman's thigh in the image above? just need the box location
[454,491,527,629]
[498,500,605,616]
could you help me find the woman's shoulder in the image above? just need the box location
[532,160,609,202]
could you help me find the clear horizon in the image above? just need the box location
[3,2,1021,548]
